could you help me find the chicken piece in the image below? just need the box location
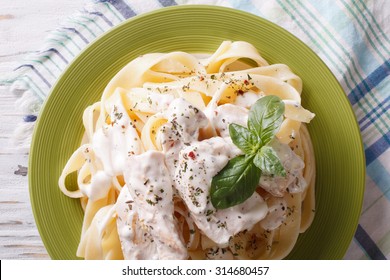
[116,186,157,259]
[123,151,187,259]
[259,139,307,197]
[175,137,268,246]
[211,103,248,137]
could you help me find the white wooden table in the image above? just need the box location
[0,0,89,260]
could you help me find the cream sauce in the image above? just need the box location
[90,94,305,259]
[159,98,209,174]
[233,90,262,108]
[116,186,157,259]
[92,99,142,177]
[175,138,268,245]
[259,139,307,197]
[83,99,143,201]
[211,103,248,137]
[121,151,187,260]
[156,99,269,246]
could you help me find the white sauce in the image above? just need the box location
[130,88,174,113]
[259,139,307,196]
[86,170,112,201]
[233,90,262,108]
[116,186,157,259]
[163,98,209,144]
[92,100,142,176]
[146,98,268,246]
[211,104,248,138]
[159,98,209,174]
[174,138,268,246]
[89,94,306,259]
[259,196,287,231]
[83,100,143,202]
[121,151,187,260]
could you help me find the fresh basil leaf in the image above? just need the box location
[229,123,259,154]
[211,155,261,209]
[211,95,287,209]
[248,95,285,145]
[253,146,286,177]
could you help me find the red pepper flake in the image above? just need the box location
[199,76,204,81]
[188,151,196,160]
[237,89,244,95]
[244,80,249,85]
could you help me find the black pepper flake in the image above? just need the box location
[146,199,156,206]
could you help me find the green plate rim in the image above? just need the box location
[29,5,365,260]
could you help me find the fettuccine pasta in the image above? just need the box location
[59,41,315,260]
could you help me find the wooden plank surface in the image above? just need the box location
[0,0,89,260]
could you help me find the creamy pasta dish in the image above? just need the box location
[59,41,315,260]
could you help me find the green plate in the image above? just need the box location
[29,5,365,260]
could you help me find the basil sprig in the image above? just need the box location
[211,95,286,209]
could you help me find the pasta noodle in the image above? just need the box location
[58,41,315,260]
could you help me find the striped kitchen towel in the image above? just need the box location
[1,0,389,259]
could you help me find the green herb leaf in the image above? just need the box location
[229,123,259,154]
[211,95,286,210]
[253,146,286,177]
[211,155,261,209]
[248,95,284,146]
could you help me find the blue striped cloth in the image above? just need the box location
[2,0,389,259]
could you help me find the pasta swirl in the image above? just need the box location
[59,41,315,260]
